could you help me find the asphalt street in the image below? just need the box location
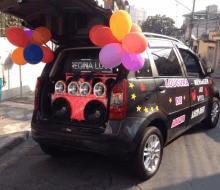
[0,76,219,190]
[0,121,219,190]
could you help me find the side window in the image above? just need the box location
[150,47,183,76]
[179,49,200,77]
[135,51,153,78]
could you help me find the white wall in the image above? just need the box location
[0,37,49,100]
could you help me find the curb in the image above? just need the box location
[0,130,31,157]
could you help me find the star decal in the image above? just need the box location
[131,93,136,100]
[155,106,159,111]
[169,98,172,103]
[147,70,149,72]
[129,82,134,89]
[151,107,154,112]
[144,107,148,113]
[183,96,186,100]
[137,70,140,73]
[136,105,141,112]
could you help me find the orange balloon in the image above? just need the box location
[122,32,148,54]
[109,10,132,41]
[12,47,27,65]
[31,27,51,45]
[130,24,142,33]
[41,46,54,63]
[89,25,120,47]
[6,27,31,47]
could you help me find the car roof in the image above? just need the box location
[143,32,184,45]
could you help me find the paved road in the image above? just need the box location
[0,121,219,190]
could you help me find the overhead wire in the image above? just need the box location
[174,0,191,11]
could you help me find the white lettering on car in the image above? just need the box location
[197,95,204,102]
[194,79,209,86]
[199,87,203,93]
[191,106,205,119]
[164,78,189,88]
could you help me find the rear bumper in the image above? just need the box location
[31,111,149,160]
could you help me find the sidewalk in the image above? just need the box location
[0,91,34,156]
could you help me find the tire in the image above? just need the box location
[127,126,163,180]
[39,144,70,157]
[202,97,220,129]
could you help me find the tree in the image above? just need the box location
[141,15,177,36]
[0,12,24,37]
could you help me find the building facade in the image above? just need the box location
[183,5,220,41]
[128,5,147,26]
[104,0,129,12]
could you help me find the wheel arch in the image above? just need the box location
[147,119,167,146]
[214,92,219,100]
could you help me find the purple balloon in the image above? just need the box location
[24,28,33,40]
[99,43,125,68]
[122,52,145,71]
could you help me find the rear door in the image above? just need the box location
[127,49,158,118]
[175,43,211,128]
[148,40,191,141]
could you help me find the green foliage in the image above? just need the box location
[0,12,24,37]
[141,15,177,36]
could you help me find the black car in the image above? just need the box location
[1,0,219,180]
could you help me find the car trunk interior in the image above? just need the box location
[39,47,126,128]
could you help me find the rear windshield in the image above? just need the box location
[51,48,120,77]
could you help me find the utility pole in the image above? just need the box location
[188,0,196,49]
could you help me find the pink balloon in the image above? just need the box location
[99,43,125,68]
[122,52,145,71]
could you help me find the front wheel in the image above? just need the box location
[128,126,163,180]
[202,97,220,129]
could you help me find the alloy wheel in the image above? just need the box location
[143,134,161,172]
[211,102,219,124]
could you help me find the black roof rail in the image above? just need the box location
[142,32,184,44]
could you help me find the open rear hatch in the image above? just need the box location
[0,0,112,45]
[1,0,128,129]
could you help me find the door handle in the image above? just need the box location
[158,86,166,93]
[190,83,195,88]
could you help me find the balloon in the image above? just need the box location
[31,27,51,45]
[12,47,27,65]
[6,27,31,47]
[122,52,144,71]
[24,28,33,40]
[99,43,125,68]
[130,24,142,33]
[23,44,44,64]
[122,32,148,54]
[89,25,120,47]
[110,10,132,41]
[41,46,54,63]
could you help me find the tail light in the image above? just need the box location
[109,80,127,120]
[34,77,41,110]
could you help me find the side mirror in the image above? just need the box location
[206,68,214,74]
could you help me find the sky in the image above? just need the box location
[128,0,220,28]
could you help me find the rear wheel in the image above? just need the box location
[128,126,163,180]
[202,97,219,129]
[39,144,70,157]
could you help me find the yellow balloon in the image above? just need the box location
[110,10,132,41]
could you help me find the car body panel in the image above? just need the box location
[30,34,219,160]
